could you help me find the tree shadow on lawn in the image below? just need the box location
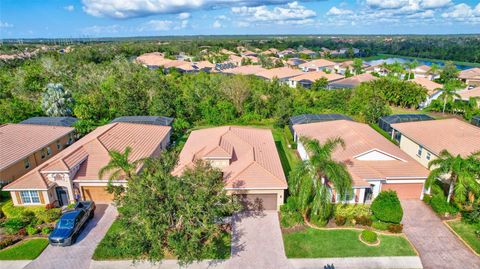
[74,204,109,244]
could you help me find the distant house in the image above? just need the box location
[408,77,443,107]
[378,114,434,138]
[335,60,369,75]
[255,67,303,83]
[288,71,344,89]
[299,59,336,72]
[412,65,433,79]
[459,67,480,87]
[220,49,236,55]
[173,126,287,210]
[391,118,480,169]
[241,50,257,57]
[3,122,172,207]
[298,49,317,58]
[286,58,306,68]
[136,52,170,69]
[221,65,267,76]
[293,119,429,201]
[262,48,279,56]
[0,124,75,185]
[20,117,78,127]
[457,86,480,107]
[111,116,174,126]
[227,55,243,66]
[277,48,297,58]
[328,73,377,89]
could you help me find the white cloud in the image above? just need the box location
[232,1,316,25]
[365,0,408,9]
[441,3,480,22]
[81,0,303,19]
[327,7,353,16]
[64,5,75,12]
[0,21,13,28]
[213,20,222,28]
[178,12,190,20]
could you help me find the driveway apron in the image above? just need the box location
[401,200,480,269]
[24,204,118,269]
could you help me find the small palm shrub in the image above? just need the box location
[280,197,304,228]
[371,191,403,224]
[361,229,378,243]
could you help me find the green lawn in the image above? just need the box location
[93,220,231,260]
[283,228,416,258]
[0,239,49,260]
[272,128,300,177]
[447,220,480,254]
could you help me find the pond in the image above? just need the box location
[363,57,474,70]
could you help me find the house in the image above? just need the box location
[364,65,389,76]
[136,52,170,69]
[277,48,297,58]
[227,55,243,66]
[459,67,480,87]
[241,50,257,57]
[298,49,317,58]
[0,124,75,185]
[193,61,216,73]
[286,58,306,68]
[457,86,480,107]
[255,67,303,83]
[328,73,377,89]
[111,116,174,126]
[391,118,480,169]
[220,49,236,55]
[3,122,172,207]
[292,119,430,201]
[288,71,344,89]
[221,65,267,76]
[173,126,288,210]
[298,59,336,72]
[412,65,433,79]
[262,48,279,56]
[378,114,434,138]
[335,60,369,75]
[20,117,78,127]
[408,77,443,107]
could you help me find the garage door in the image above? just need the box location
[382,183,424,200]
[82,186,114,203]
[236,194,277,211]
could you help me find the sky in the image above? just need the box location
[1,0,480,38]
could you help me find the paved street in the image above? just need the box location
[24,204,118,269]
[402,200,480,269]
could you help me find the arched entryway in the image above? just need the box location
[55,186,69,206]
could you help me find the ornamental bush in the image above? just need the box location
[387,223,403,233]
[26,225,39,236]
[334,204,371,225]
[3,218,27,235]
[371,191,403,224]
[361,229,378,243]
[372,221,389,231]
[280,197,304,228]
[41,226,52,235]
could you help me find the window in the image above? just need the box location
[24,158,30,169]
[68,133,74,145]
[41,148,46,159]
[46,147,52,156]
[426,152,431,161]
[417,145,423,157]
[20,191,40,204]
[56,140,62,150]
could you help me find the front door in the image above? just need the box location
[56,187,69,206]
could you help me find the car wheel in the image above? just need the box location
[89,211,94,219]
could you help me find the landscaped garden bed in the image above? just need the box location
[283,228,416,258]
[0,199,61,257]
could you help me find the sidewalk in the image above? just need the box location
[289,256,423,269]
[0,260,32,269]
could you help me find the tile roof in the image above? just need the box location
[299,59,336,69]
[256,67,303,80]
[4,123,171,190]
[391,118,480,157]
[293,120,429,187]
[0,124,74,171]
[414,65,431,73]
[459,67,480,80]
[290,71,344,83]
[136,52,169,66]
[329,73,377,88]
[458,87,480,100]
[173,126,287,190]
[111,116,174,126]
[409,77,443,95]
[222,65,267,75]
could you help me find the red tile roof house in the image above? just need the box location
[173,126,287,211]
[292,120,429,202]
[1,124,75,186]
[298,59,336,73]
[255,67,303,84]
[3,122,171,207]
[288,71,344,89]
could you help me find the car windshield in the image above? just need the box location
[57,219,75,229]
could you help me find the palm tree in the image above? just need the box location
[439,81,461,114]
[290,137,352,220]
[99,146,144,181]
[427,150,480,203]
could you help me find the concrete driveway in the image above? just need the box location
[24,204,118,269]
[227,211,293,269]
[402,200,480,269]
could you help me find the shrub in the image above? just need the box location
[355,215,373,226]
[1,200,26,219]
[26,225,39,236]
[334,204,371,225]
[280,197,303,228]
[2,218,26,235]
[361,229,378,243]
[34,208,61,223]
[371,191,403,224]
[430,194,457,215]
[461,204,480,224]
[0,238,14,250]
[388,223,403,233]
[41,226,52,235]
[423,195,432,204]
[335,215,346,226]
[20,210,35,224]
[372,221,389,231]
[17,227,26,236]
[2,200,61,224]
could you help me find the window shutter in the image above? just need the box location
[39,191,45,204]
[15,192,22,205]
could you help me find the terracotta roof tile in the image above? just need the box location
[299,59,336,69]
[458,87,480,100]
[409,77,443,95]
[256,67,303,80]
[290,71,344,83]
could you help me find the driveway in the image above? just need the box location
[401,200,480,269]
[25,204,118,269]
[227,211,293,269]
